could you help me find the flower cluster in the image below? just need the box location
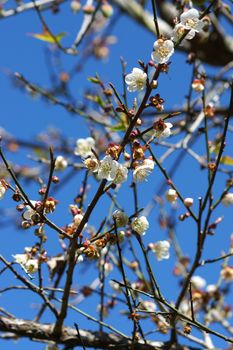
[86,155,128,185]
[13,246,44,274]
[125,8,203,92]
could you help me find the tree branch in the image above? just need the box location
[0,316,204,350]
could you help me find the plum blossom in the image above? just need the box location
[55,155,68,171]
[112,210,128,227]
[113,163,128,184]
[191,275,206,289]
[184,197,194,207]
[180,9,204,36]
[221,266,233,281]
[139,300,157,313]
[133,159,155,183]
[131,216,149,235]
[84,156,99,173]
[0,181,6,200]
[109,280,121,293]
[24,259,39,274]
[192,78,205,92]
[97,156,128,184]
[151,39,174,64]
[173,8,204,41]
[70,0,81,13]
[166,189,178,203]
[97,155,118,181]
[151,240,170,261]
[23,200,38,220]
[153,119,173,139]
[13,253,39,274]
[222,193,233,207]
[74,137,95,158]
[125,68,147,92]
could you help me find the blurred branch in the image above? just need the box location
[0,0,66,18]
[112,0,233,66]
[0,315,207,350]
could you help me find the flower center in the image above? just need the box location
[136,78,145,87]
[185,18,198,28]
[157,46,170,58]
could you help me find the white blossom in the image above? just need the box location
[180,8,204,38]
[125,68,147,92]
[55,155,68,171]
[73,213,84,226]
[172,23,195,41]
[139,300,156,313]
[152,240,170,261]
[13,254,38,274]
[166,189,178,203]
[222,193,233,207]
[172,9,204,42]
[23,200,38,220]
[109,280,121,293]
[97,155,118,181]
[83,156,99,173]
[151,39,174,64]
[13,254,28,266]
[113,163,128,184]
[0,182,6,200]
[154,122,173,139]
[133,159,155,183]
[206,284,217,294]
[77,254,84,263]
[191,275,206,289]
[112,210,128,227]
[24,259,39,274]
[70,0,81,13]
[74,137,95,158]
[192,79,205,92]
[131,216,149,235]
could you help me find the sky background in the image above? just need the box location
[0,1,233,349]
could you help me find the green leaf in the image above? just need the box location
[220,155,233,166]
[109,122,127,132]
[88,76,100,84]
[29,31,67,44]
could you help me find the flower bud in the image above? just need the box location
[184,197,194,207]
[55,155,68,171]
[222,193,233,207]
[166,189,178,203]
[70,0,81,13]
